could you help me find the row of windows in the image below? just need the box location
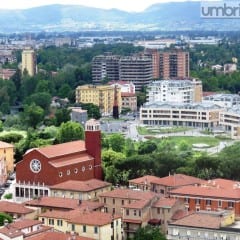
[184,198,234,208]
[58,165,93,177]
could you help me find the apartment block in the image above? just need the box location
[140,102,222,128]
[75,85,122,115]
[159,51,189,79]
[147,79,202,104]
[21,49,37,76]
[119,56,153,91]
[0,141,14,174]
[92,54,120,84]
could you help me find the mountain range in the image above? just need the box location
[0,2,238,32]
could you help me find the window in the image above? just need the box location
[126,209,129,216]
[185,197,189,203]
[206,199,211,205]
[195,199,200,205]
[160,189,165,194]
[67,170,70,175]
[71,224,75,232]
[157,208,160,214]
[83,225,86,233]
[74,168,78,174]
[59,172,63,177]
[113,199,115,204]
[139,210,141,217]
[104,198,106,204]
[218,200,222,207]
[228,202,234,208]
[122,199,124,205]
[48,219,54,225]
[134,210,137,216]
[41,218,45,224]
[57,219,62,226]
[113,208,115,214]
[94,226,98,234]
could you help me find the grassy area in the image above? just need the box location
[137,126,190,135]
[168,136,220,148]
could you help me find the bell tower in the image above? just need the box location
[85,119,102,180]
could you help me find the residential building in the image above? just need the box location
[0,201,35,220]
[92,54,120,84]
[0,68,16,80]
[109,81,135,94]
[50,179,111,201]
[70,107,88,125]
[203,93,240,108]
[167,210,240,240]
[15,119,102,202]
[144,49,160,79]
[119,55,153,91]
[25,197,104,213]
[0,219,52,240]
[21,49,37,76]
[75,85,122,115]
[129,174,203,197]
[0,156,7,185]
[99,188,158,239]
[39,209,122,240]
[147,79,202,104]
[27,231,93,240]
[224,63,237,74]
[140,102,222,128]
[0,141,14,174]
[121,93,137,112]
[170,178,240,216]
[159,51,189,79]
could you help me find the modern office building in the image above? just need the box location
[147,79,202,104]
[159,51,189,79]
[140,102,222,128]
[92,54,120,84]
[75,85,122,116]
[21,49,37,76]
[119,56,153,91]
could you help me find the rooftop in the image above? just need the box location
[152,198,178,208]
[0,201,34,215]
[0,141,14,149]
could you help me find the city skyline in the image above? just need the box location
[0,0,196,12]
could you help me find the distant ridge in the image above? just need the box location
[0,2,239,33]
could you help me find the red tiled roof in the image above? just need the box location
[26,231,93,240]
[50,179,111,192]
[99,188,157,201]
[203,91,217,97]
[0,201,34,214]
[151,174,204,187]
[170,212,221,229]
[49,153,93,168]
[207,178,239,190]
[0,227,23,238]
[8,219,42,229]
[0,141,14,148]
[170,185,240,199]
[129,175,160,186]
[34,140,86,159]
[152,198,178,208]
[171,209,188,220]
[123,200,149,209]
[123,219,142,224]
[24,197,104,211]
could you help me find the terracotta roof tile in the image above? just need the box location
[129,175,161,186]
[0,201,34,214]
[26,231,93,240]
[24,197,104,211]
[0,227,23,238]
[99,188,157,201]
[50,179,111,192]
[170,185,240,199]
[32,140,86,159]
[152,198,178,208]
[123,200,149,209]
[8,219,42,229]
[170,212,221,229]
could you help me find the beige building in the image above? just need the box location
[39,209,122,240]
[50,179,112,201]
[140,102,222,129]
[121,93,137,112]
[21,49,37,76]
[75,85,122,116]
[0,141,14,174]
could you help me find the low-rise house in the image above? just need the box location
[170,178,240,216]
[24,197,104,214]
[0,141,14,174]
[50,179,111,201]
[70,107,88,125]
[0,219,52,240]
[121,93,137,112]
[39,209,122,240]
[129,174,203,197]
[168,210,240,240]
[0,201,35,220]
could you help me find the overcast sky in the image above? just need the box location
[0,0,189,12]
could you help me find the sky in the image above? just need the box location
[0,0,188,12]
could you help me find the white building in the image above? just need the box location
[147,79,202,104]
[109,81,135,94]
[203,94,240,108]
[140,102,222,128]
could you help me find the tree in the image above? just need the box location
[130,226,166,240]
[108,133,125,152]
[54,108,71,126]
[80,103,101,119]
[22,103,45,128]
[0,212,12,226]
[56,121,84,143]
[138,141,157,155]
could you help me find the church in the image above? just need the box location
[14,119,102,202]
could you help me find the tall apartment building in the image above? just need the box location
[147,79,202,104]
[21,49,37,76]
[159,51,189,79]
[119,56,153,91]
[92,54,120,84]
[75,85,122,115]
